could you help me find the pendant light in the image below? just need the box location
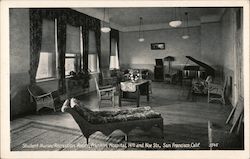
[101,8,111,33]
[169,8,182,28]
[138,17,145,42]
[182,12,190,39]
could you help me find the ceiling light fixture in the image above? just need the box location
[182,12,190,39]
[169,8,182,28]
[101,8,111,33]
[138,17,145,42]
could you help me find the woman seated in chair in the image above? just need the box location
[192,75,213,94]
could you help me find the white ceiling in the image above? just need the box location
[74,7,226,32]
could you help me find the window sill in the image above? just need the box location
[89,71,100,75]
[36,77,58,83]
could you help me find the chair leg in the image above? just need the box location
[97,91,101,108]
[86,137,89,144]
[98,99,101,109]
[208,92,210,103]
[124,134,128,142]
[112,90,115,107]
[222,95,225,105]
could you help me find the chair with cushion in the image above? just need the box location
[208,77,227,105]
[27,84,56,112]
[94,78,116,108]
[192,75,212,94]
[208,97,244,150]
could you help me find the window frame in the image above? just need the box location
[36,18,58,82]
[65,52,82,77]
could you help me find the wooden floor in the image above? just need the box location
[11,82,232,150]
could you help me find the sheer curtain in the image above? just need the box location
[88,30,99,73]
[109,29,120,70]
[110,39,119,69]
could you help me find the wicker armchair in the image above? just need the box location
[28,85,56,112]
[208,78,227,105]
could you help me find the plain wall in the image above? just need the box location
[220,8,242,105]
[200,22,222,67]
[10,9,32,118]
[221,9,235,71]
[119,27,201,72]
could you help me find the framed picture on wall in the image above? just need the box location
[151,43,165,50]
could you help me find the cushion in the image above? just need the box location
[63,98,161,124]
[61,99,70,112]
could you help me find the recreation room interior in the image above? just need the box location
[9,7,245,150]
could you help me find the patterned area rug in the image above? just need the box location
[11,121,125,151]
[11,121,209,151]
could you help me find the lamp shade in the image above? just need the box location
[101,8,111,33]
[101,26,111,33]
[182,35,189,39]
[138,37,145,42]
[169,20,182,27]
[138,17,145,42]
[182,12,190,40]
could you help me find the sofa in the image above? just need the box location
[62,98,163,144]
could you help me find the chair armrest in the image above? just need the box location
[99,87,116,92]
[36,92,53,98]
[208,83,222,89]
[99,85,113,89]
[208,83,223,91]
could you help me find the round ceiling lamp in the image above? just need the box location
[101,8,111,33]
[169,20,182,28]
[182,12,190,39]
[138,17,145,42]
[138,38,145,42]
[101,26,111,33]
[182,35,189,39]
[169,8,182,28]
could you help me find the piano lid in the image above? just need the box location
[185,56,215,77]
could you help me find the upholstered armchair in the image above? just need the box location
[192,75,212,94]
[28,85,56,112]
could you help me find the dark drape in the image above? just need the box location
[95,29,101,70]
[29,8,101,93]
[82,28,89,73]
[57,15,67,94]
[86,17,101,72]
[29,9,43,84]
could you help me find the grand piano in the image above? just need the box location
[183,56,215,80]
[183,56,215,94]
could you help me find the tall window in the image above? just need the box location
[65,24,81,76]
[88,30,99,73]
[36,52,56,79]
[110,39,119,69]
[36,19,57,80]
[65,53,81,76]
[110,29,120,70]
